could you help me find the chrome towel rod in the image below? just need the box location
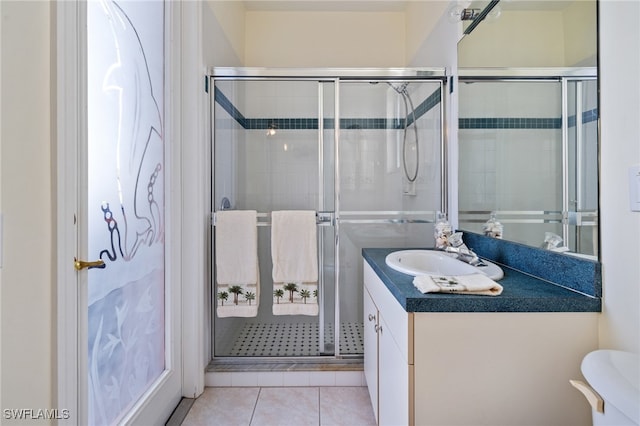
[211,211,335,227]
[211,210,437,226]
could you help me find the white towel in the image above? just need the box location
[271,210,319,316]
[215,210,260,317]
[413,274,503,296]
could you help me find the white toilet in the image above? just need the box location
[571,350,640,426]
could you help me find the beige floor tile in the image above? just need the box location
[319,387,376,426]
[250,387,320,426]
[181,387,259,426]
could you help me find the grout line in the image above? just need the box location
[317,386,322,426]
[249,387,261,426]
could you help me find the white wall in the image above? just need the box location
[245,11,406,68]
[203,1,244,67]
[0,0,54,422]
[407,0,460,71]
[598,0,640,353]
[205,0,453,69]
[405,1,450,66]
[563,0,598,67]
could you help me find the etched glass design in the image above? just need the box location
[87,1,165,424]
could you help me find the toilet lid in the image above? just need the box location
[582,350,640,424]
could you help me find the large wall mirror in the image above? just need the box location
[456,0,599,259]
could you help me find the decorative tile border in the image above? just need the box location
[459,108,598,130]
[214,86,248,128]
[214,85,442,131]
[459,117,562,129]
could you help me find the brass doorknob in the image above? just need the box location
[74,258,105,271]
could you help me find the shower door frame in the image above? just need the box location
[209,67,447,361]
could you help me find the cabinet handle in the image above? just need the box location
[368,314,376,322]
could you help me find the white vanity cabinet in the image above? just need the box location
[363,259,600,426]
[364,261,413,426]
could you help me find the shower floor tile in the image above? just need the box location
[226,322,363,357]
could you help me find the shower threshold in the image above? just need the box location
[207,356,363,373]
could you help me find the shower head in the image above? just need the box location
[387,82,409,94]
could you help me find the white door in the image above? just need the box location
[61,0,182,424]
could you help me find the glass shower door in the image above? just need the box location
[212,78,336,357]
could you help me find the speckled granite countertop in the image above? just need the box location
[362,247,602,313]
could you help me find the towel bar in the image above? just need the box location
[211,211,335,227]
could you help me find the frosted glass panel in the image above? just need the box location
[87,1,165,424]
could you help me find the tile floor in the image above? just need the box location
[180,386,376,426]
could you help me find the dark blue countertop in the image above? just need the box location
[362,248,602,313]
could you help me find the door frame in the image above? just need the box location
[55,1,206,423]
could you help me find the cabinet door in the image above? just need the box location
[378,312,409,426]
[364,287,379,423]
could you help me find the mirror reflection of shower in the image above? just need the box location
[388,82,419,192]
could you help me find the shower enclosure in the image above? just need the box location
[209,68,446,360]
[457,68,598,256]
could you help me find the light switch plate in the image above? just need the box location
[630,165,640,212]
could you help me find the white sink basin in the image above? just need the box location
[385,249,504,281]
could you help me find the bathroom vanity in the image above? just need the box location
[362,247,601,426]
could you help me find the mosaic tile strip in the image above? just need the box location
[459,117,562,129]
[214,86,442,131]
[568,108,599,127]
[214,86,247,128]
[460,108,598,130]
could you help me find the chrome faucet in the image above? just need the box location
[440,232,487,267]
[444,246,486,267]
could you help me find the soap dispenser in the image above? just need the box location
[434,211,452,249]
[483,211,503,239]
